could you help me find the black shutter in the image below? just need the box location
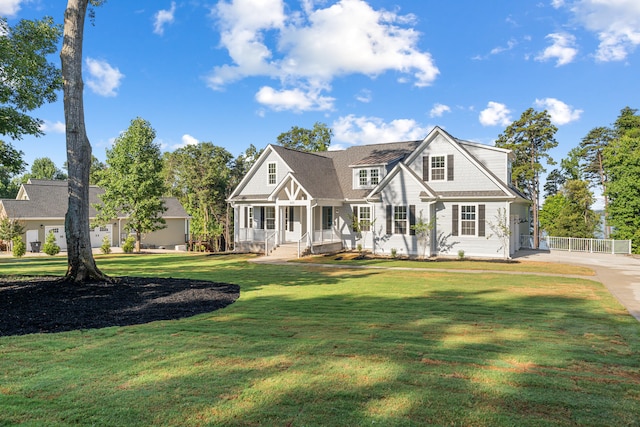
[259,207,265,229]
[386,205,392,235]
[447,154,454,181]
[244,207,248,228]
[422,156,429,181]
[289,207,294,232]
[478,204,485,237]
[409,205,416,236]
[452,204,459,236]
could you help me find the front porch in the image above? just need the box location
[235,204,343,256]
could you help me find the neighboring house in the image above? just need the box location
[0,179,190,251]
[228,127,531,258]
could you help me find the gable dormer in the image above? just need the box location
[349,151,405,190]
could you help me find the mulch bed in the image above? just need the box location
[0,276,240,337]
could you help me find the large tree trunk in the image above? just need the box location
[61,0,107,282]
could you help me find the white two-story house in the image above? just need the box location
[228,127,530,258]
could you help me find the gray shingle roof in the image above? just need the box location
[1,180,189,219]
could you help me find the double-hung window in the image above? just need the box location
[265,206,275,230]
[359,206,371,231]
[460,205,476,235]
[267,162,276,185]
[431,156,445,181]
[394,206,407,234]
[248,207,253,228]
[370,169,379,186]
[359,169,368,187]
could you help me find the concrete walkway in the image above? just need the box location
[251,249,640,322]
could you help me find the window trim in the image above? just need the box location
[393,206,408,235]
[460,205,477,236]
[267,162,277,185]
[431,155,446,181]
[265,206,276,230]
[354,167,382,189]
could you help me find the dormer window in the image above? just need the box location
[354,167,382,189]
[359,169,368,186]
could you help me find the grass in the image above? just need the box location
[1,253,639,426]
[293,252,596,276]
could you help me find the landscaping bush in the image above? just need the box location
[42,231,60,256]
[12,236,26,258]
[122,235,135,253]
[100,235,111,254]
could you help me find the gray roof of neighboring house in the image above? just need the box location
[0,180,189,220]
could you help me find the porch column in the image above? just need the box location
[275,204,280,245]
[307,202,314,245]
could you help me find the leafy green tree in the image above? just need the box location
[163,142,232,251]
[276,122,332,152]
[540,180,598,238]
[62,0,108,282]
[486,208,512,259]
[603,107,640,253]
[0,218,25,253]
[96,117,166,253]
[16,157,67,185]
[0,16,60,198]
[411,211,435,259]
[543,169,565,198]
[495,108,558,249]
[0,16,62,141]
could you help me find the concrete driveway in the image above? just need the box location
[515,249,640,321]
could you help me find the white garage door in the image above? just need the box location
[90,225,112,248]
[44,226,67,251]
[44,225,112,250]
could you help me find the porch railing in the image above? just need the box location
[298,232,310,258]
[313,228,340,244]
[265,231,277,256]
[520,235,631,254]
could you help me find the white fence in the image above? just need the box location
[520,235,632,255]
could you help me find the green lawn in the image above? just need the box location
[1,253,639,426]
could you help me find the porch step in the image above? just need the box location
[268,243,305,259]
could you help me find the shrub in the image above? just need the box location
[42,231,60,256]
[390,248,397,259]
[100,235,111,254]
[457,249,465,260]
[12,236,26,258]
[122,235,135,253]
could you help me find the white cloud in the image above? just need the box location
[479,102,512,126]
[429,103,451,118]
[171,134,199,150]
[536,32,578,66]
[208,0,438,110]
[255,85,335,112]
[85,58,124,97]
[332,115,432,146]
[40,120,65,134]
[562,0,640,61]
[534,97,583,125]
[153,2,177,35]
[0,0,23,17]
[551,0,565,8]
[355,89,372,103]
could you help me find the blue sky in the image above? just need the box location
[3,0,640,207]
